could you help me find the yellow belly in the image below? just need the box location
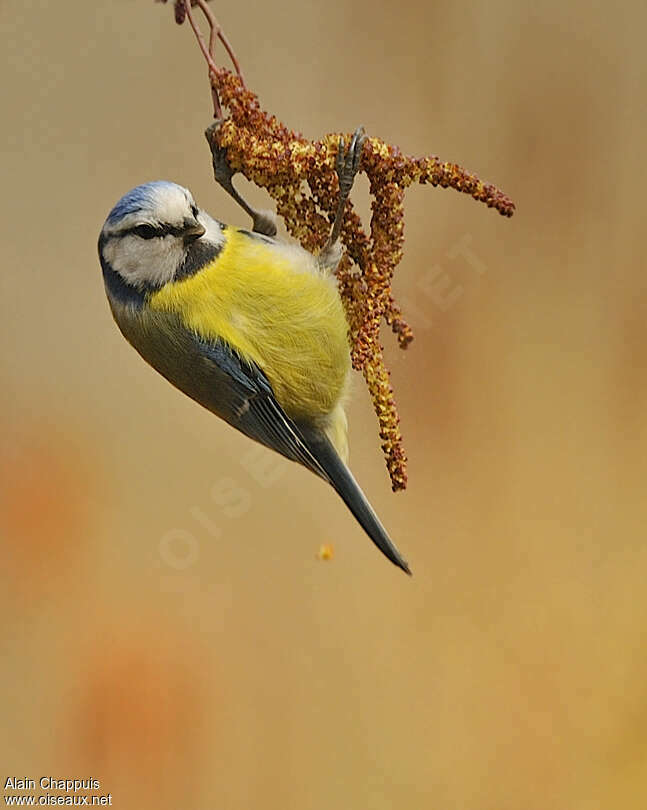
[148,228,351,421]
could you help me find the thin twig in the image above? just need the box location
[207,12,217,61]
[194,0,244,81]
[183,0,222,118]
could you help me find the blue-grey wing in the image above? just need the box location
[190,337,410,573]
[109,303,411,573]
[114,304,329,481]
[195,336,329,479]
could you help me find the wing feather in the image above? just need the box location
[194,334,330,480]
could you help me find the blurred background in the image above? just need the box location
[1,1,645,808]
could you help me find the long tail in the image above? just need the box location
[301,429,412,575]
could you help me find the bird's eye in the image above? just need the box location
[133,224,160,239]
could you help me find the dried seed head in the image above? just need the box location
[199,68,514,490]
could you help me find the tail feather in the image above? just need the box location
[302,429,412,575]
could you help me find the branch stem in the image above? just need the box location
[183,0,223,118]
[194,0,244,81]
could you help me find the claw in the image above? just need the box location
[335,136,346,178]
[212,146,235,187]
[319,126,366,273]
[350,126,366,173]
[336,126,366,197]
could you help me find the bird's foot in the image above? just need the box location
[335,126,366,199]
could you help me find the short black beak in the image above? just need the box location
[183,223,206,245]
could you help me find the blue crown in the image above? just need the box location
[106,181,179,224]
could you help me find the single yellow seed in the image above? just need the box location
[316,544,334,562]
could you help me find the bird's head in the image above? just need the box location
[98,181,223,291]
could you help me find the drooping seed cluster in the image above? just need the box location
[163,1,515,491]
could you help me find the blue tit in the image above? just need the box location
[98,135,411,574]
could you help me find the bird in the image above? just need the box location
[98,129,411,574]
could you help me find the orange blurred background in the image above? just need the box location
[1,1,646,808]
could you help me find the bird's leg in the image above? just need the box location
[211,144,278,237]
[319,126,366,272]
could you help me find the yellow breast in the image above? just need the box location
[148,228,351,421]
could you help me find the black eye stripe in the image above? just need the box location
[132,224,161,239]
[124,223,188,239]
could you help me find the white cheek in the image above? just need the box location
[106,235,184,289]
